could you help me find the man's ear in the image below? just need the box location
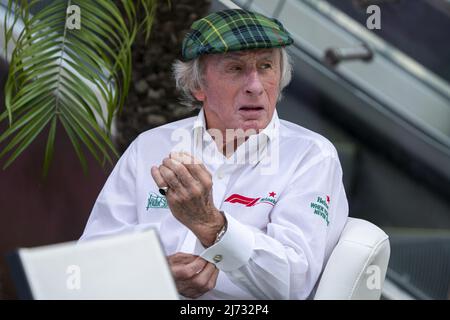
[192,89,205,102]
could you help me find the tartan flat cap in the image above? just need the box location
[182,9,294,60]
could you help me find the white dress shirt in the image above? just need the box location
[80,109,349,300]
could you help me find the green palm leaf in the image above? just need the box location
[1,0,157,176]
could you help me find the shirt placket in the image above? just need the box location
[213,163,233,209]
[203,141,230,209]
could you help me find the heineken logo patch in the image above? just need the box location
[224,192,277,207]
[146,192,168,210]
[310,196,330,226]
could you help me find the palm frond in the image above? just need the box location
[139,0,159,42]
[1,0,158,176]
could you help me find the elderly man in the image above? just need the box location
[80,9,348,299]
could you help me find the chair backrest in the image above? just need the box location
[314,217,390,300]
[7,229,179,300]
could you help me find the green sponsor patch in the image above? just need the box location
[146,192,168,210]
[310,196,330,226]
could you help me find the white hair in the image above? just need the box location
[172,48,293,108]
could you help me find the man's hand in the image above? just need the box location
[168,252,219,299]
[151,152,225,247]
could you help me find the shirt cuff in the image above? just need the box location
[197,212,255,272]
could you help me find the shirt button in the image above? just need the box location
[213,254,223,263]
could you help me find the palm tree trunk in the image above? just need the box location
[116,0,212,152]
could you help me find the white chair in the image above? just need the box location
[314,217,391,300]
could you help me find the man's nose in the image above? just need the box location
[244,70,264,96]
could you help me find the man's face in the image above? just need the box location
[193,48,281,133]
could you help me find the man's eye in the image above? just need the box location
[260,63,272,69]
[229,65,242,71]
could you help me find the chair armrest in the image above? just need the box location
[314,217,390,300]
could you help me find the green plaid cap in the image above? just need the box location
[182,9,293,61]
